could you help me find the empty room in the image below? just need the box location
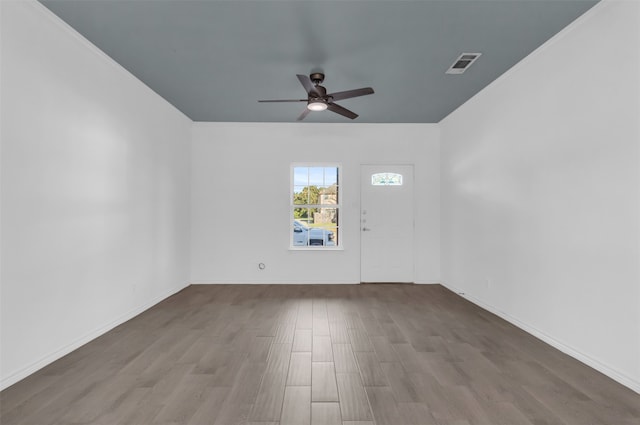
[1,0,639,424]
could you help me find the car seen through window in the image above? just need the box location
[292,220,335,247]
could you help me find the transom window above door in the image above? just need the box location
[371,172,403,186]
[291,165,340,249]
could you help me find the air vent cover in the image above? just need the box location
[446,53,482,74]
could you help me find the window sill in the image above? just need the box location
[289,246,344,251]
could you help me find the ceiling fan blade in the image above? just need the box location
[328,87,374,101]
[297,74,319,95]
[296,108,311,121]
[258,99,306,103]
[327,103,358,120]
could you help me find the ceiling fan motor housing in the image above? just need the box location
[310,72,325,85]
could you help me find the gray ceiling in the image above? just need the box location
[40,0,598,123]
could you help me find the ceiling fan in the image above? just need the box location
[258,73,374,121]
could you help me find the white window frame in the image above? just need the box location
[290,163,342,250]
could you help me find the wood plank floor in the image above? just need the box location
[1,284,639,425]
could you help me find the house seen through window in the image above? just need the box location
[292,165,340,248]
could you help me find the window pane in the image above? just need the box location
[371,172,403,186]
[308,167,324,186]
[318,186,337,206]
[292,218,309,246]
[325,226,338,245]
[323,167,338,187]
[293,186,308,204]
[294,185,320,206]
[293,167,309,186]
[314,207,337,225]
[293,207,312,221]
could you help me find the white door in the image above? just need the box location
[360,164,414,283]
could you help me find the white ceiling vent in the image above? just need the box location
[446,53,482,74]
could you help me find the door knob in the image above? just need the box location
[362,227,371,231]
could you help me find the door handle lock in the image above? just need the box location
[362,227,371,231]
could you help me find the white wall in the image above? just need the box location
[191,123,440,284]
[440,0,640,392]
[0,1,191,389]
[3,0,637,396]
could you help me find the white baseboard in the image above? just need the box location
[0,282,190,391]
[440,281,640,395]
[191,280,441,285]
[189,280,360,285]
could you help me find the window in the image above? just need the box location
[292,165,340,248]
[371,172,403,186]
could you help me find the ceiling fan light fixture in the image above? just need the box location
[307,101,328,111]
